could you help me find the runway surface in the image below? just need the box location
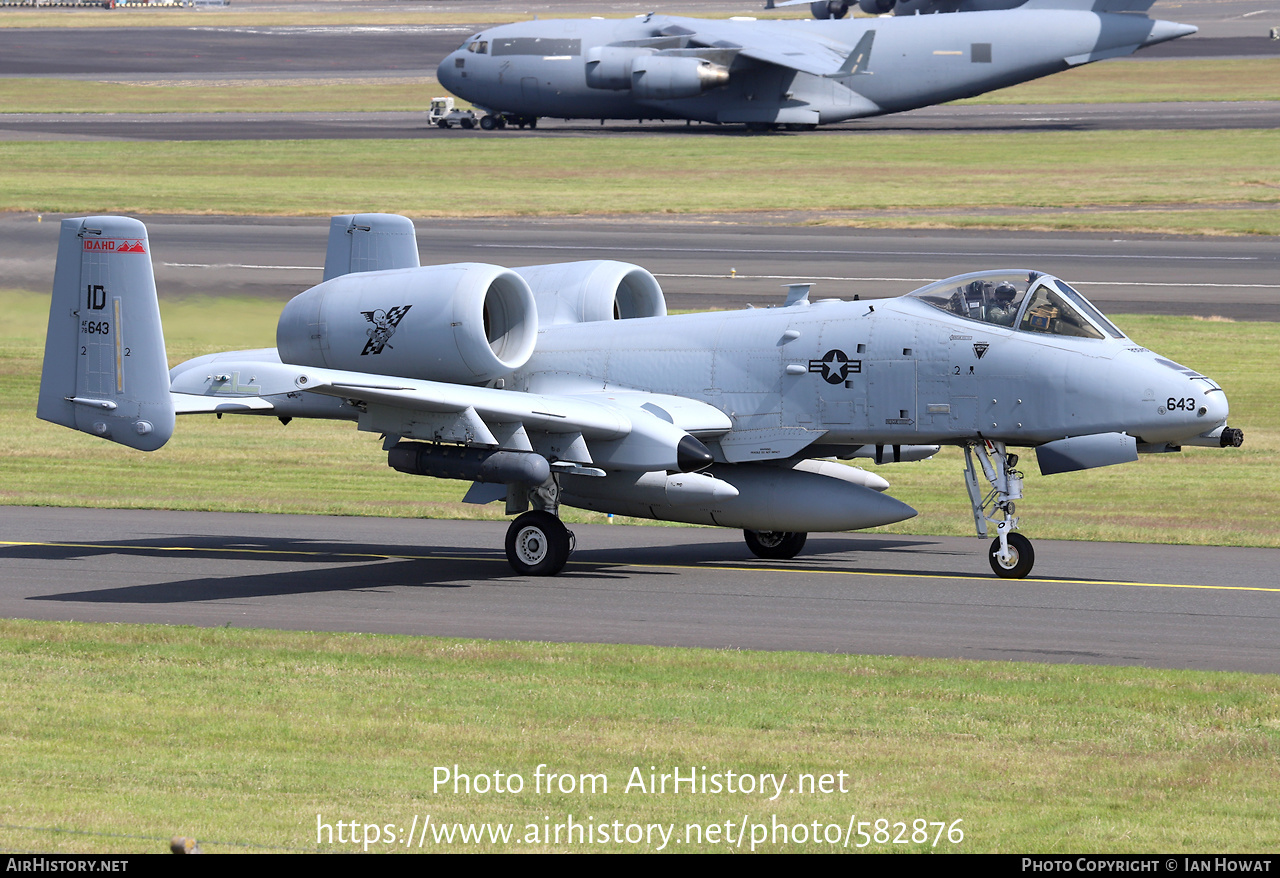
[3,507,1277,674]
[3,213,1277,320]
[4,100,1278,141]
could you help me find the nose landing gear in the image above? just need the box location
[965,440,1034,579]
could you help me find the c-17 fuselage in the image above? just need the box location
[436,8,1195,130]
[39,215,1242,579]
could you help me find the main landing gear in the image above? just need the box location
[506,510,573,576]
[964,440,1035,578]
[503,476,574,576]
[744,530,807,560]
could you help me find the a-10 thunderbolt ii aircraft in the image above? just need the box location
[435,0,1194,130]
[39,214,1243,578]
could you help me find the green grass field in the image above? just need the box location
[2,620,1277,853]
[1,131,1277,235]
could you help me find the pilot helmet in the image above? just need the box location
[994,282,1017,302]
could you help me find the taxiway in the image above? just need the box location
[4,507,1277,674]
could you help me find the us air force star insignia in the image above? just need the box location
[809,349,851,384]
[973,342,990,360]
[360,305,413,355]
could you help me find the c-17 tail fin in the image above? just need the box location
[37,216,175,452]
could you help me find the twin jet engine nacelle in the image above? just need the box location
[276,263,539,384]
[275,259,669,385]
[516,260,666,326]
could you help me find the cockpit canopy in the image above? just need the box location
[907,270,1125,340]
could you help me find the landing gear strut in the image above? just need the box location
[964,440,1034,579]
[744,530,807,560]
[503,476,574,576]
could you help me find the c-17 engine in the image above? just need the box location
[584,47,729,100]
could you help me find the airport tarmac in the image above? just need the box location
[4,100,1278,141]
[3,213,1277,320]
[3,507,1277,674]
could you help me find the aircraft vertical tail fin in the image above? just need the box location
[37,216,175,452]
[322,213,421,281]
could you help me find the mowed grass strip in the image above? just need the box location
[0,132,1278,237]
[959,58,1280,105]
[1,619,1278,854]
[0,77,444,115]
[2,291,1275,546]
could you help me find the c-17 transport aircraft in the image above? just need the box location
[39,215,1243,578]
[435,0,1195,130]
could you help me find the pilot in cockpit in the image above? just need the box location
[986,282,1019,326]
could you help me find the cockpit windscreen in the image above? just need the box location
[907,271,1124,340]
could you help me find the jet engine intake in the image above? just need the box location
[514,261,666,326]
[277,263,538,384]
[630,56,730,101]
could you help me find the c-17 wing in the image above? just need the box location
[656,16,870,77]
[168,351,732,474]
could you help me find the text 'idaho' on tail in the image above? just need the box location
[37,216,175,451]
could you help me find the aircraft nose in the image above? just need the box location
[437,54,460,90]
[1203,384,1229,425]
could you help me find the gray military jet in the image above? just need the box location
[38,214,1243,578]
[435,0,1195,130]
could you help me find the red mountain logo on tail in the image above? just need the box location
[82,239,147,253]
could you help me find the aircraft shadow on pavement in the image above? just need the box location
[11,533,1008,605]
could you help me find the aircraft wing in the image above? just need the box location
[307,371,734,473]
[658,16,859,76]
[169,353,733,473]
